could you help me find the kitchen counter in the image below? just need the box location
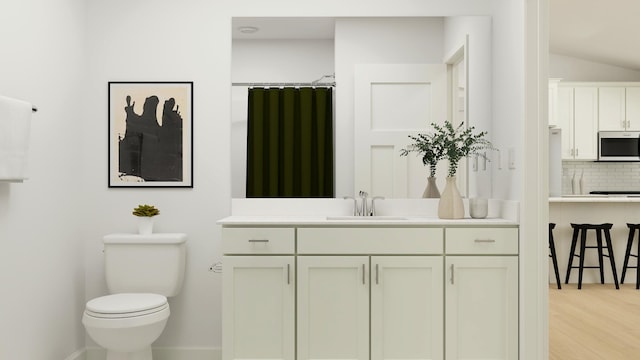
[217,215,518,226]
[549,195,640,203]
[549,199,640,285]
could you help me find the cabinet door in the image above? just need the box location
[222,256,295,360]
[445,256,518,360]
[598,87,626,131]
[371,256,444,360]
[626,87,640,130]
[297,256,369,360]
[573,87,598,160]
[557,86,574,159]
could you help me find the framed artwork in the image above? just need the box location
[108,81,193,188]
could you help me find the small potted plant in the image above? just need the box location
[133,204,160,234]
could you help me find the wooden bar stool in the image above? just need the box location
[549,223,561,289]
[564,223,619,289]
[621,223,640,289]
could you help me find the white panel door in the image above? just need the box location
[445,256,518,360]
[354,64,447,198]
[371,256,444,360]
[573,87,598,160]
[297,256,369,360]
[626,87,640,130]
[598,87,626,131]
[222,256,295,360]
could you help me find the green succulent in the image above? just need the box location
[132,204,160,217]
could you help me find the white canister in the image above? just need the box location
[469,198,488,219]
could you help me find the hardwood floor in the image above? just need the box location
[549,283,640,360]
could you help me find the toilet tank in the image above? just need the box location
[103,233,187,297]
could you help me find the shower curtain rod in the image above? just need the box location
[231,82,335,87]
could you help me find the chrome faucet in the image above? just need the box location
[370,196,385,216]
[359,191,369,216]
[343,196,359,216]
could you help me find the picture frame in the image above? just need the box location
[108,81,193,188]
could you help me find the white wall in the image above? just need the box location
[490,0,524,201]
[550,53,640,81]
[1,0,527,358]
[0,0,87,359]
[443,16,493,197]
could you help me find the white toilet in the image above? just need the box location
[82,233,187,360]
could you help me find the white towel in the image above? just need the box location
[0,95,32,181]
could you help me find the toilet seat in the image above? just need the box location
[85,293,168,319]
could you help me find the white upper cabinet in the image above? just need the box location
[626,87,640,130]
[598,87,626,131]
[558,85,598,160]
[595,85,640,131]
[548,78,562,127]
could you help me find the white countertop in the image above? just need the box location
[217,215,518,226]
[550,195,640,203]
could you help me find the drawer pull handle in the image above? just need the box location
[474,239,496,243]
[287,264,290,285]
[362,264,366,285]
[375,264,379,285]
[248,239,269,243]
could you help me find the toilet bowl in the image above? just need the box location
[83,233,187,359]
[82,293,170,360]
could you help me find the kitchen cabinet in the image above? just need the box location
[548,78,562,127]
[598,86,640,131]
[222,224,518,360]
[558,85,598,160]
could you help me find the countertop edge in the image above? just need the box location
[217,216,519,226]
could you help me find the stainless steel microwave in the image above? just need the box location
[598,131,640,161]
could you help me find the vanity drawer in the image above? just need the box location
[222,227,295,254]
[445,227,518,255]
[297,227,443,254]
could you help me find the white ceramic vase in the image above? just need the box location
[422,176,440,198]
[438,176,464,219]
[138,217,154,235]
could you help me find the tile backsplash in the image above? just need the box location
[562,161,640,195]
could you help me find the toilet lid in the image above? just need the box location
[86,293,167,314]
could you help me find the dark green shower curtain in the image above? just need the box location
[246,87,334,198]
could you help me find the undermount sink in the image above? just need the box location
[325,215,409,221]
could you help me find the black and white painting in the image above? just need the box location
[108,82,193,187]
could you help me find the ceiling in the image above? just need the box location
[550,0,640,71]
[232,17,335,40]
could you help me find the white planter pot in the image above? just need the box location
[138,217,154,235]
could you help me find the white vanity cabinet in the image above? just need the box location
[222,228,296,360]
[444,227,519,360]
[221,223,518,360]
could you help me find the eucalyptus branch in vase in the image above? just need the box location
[399,132,446,178]
[432,121,494,178]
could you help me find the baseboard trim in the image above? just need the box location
[85,347,220,360]
[63,349,86,360]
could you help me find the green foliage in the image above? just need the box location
[400,131,446,177]
[401,121,494,178]
[132,204,160,217]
